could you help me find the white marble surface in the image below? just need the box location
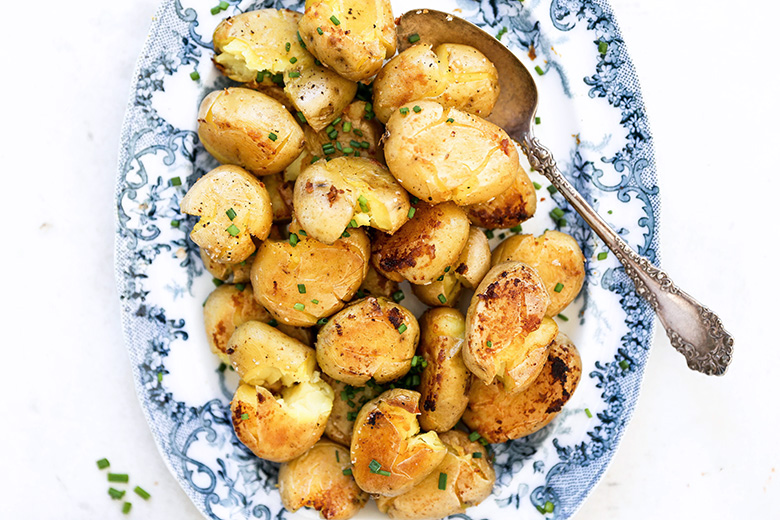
[0,0,777,518]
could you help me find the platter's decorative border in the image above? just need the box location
[115,1,659,518]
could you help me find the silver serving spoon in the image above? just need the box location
[396,9,733,376]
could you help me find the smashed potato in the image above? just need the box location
[279,440,369,520]
[304,101,386,163]
[322,375,384,447]
[199,248,253,284]
[466,165,537,229]
[180,165,272,264]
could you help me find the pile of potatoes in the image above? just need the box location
[184,4,586,519]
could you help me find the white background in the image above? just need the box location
[0,0,777,518]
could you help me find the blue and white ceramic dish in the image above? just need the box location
[115,1,659,518]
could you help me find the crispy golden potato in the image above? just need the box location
[204,284,271,363]
[284,64,358,132]
[462,333,582,442]
[371,202,470,285]
[322,375,384,447]
[453,227,492,289]
[262,173,295,221]
[251,221,370,327]
[384,101,518,205]
[373,43,500,123]
[304,101,385,163]
[316,297,419,386]
[213,9,312,83]
[350,389,446,497]
[358,264,399,300]
[463,262,553,391]
[294,157,410,244]
[376,430,495,520]
[411,274,462,308]
[492,231,586,316]
[466,166,537,229]
[227,321,316,390]
[197,88,305,176]
[231,379,334,462]
[418,308,471,433]
[180,165,273,264]
[199,248,253,284]
[279,440,369,520]
[298,0,396,83]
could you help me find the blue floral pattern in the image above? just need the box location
[115,0,659,518]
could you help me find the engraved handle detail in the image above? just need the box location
[521,137,733,376]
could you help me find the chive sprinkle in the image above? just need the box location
[297,111,307,123]
[544,501,555,513]
[134,486,151,500]
[240,413,249,421]
[343,121,352,132]
[410,196,419,204]
[285,42,291,52]
[294,303,305,311]
[557,313,569,322]
[597,252,608,260]
[408,33,421,43]
[407,207,416,219]
[468,431,481,442]
[108,473,129,483]
[108,488,125,500]
[486,340,493,348]
[377,469,391,477]
[298,284,306,294]
[170,220,180,228]
[289,57,297,64]
[535,65,545,75]
[157,371,163,382]
[446,117,455,123]
[619,360,629,370]
[547,185,558,194]
[358,195,369,213]
[536,505,546,514]
[335,451,340,462]
[226,224,240,237]
[342,468,352,476]
[554,282,564,293]
[551,208,565,219]
[289,233,299,246]
[212,278,223,287]
[392,290,405,303]
[533,181,542,190]
[317,317,329,326]
[310,156,320,164]
[96,458,110,470]
[122,502,132,514]
[585,408,593,418]
[268,132,278,141]
[226,208,237,220]
[218,1,228,8]
[190,71,200,81]
[317,26,324,35]
[349,219,358,228]
[472,452,483,458]
[438,472,448,490]
[510,224,523,233]
[412,105,422,113]
[397,323,407,334]
[598,41,608,55]
[170,176,182,186]
[497,26,508,40]
[268,319,278,327]
[311,299,319,304]
[330,15,341,25]
[399,107,410,115]
[210,6,221,15]
[535,116,541,125]
[369,459,381,473]
[288,70,301,78]
[235,283,246,292]
[438,294,447,304]
[343,147,354,154]
[437,275,444,282]
[485,230,494,239]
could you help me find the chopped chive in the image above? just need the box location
[360,141,370,149]
[335,141,343,151]
[353,128,363,137]
[289,233,299,246]
[486,340,492,348]
[364,103,373,112]
[298,229,307,237]
[358,195,369,213]
[272,73,284,84]
[343,147,354,154]
[412,105,422,113]
[598,41,608,55]
[551,208,565,219]
[547,185,558,194]
[217,363,227,372]
[122,502,132,514]
[328,130,338,140]
[257,70,267,82]
[533,181,542,190]
[346,411,358,421]
[226,208,237,220]
[317,317,329,326]
[438,294,447,304]
[349,219,358,228]
[437,275,444,281]
[268,319,278,327]
[212,278,223,287]
[296,111,307,123]
[108,488,125,500]
[332,117,342,125]
[397,323,407,334]
[240,413,249,420]
[330,15,341,25]
[408,33,421,43]
[341,230,350,238]
[446,117,455,123]
[619,359,629,370]
[406,206,416,219]
[310,156,320,164]
[399,107,410,115]
[297,284,306,294]
[235,283,246,292]
[311,299,319,304]
[170,176,182,186]
[535,65,545,75]
[468,431,481,442]
[157,371,163,382]
[585,408,593,418]
[226,224,240,237]
[485,230,494,239]
[444,266,451,273]
[170,220,180,228]
[335,450,340,462]
[554,282,564,293]
[268,132,278,141]
[96,458,110,470]
[410,196,419,204]
[510,224,523,233]
[317,26,324,35]
[608,210,613,214]
[597,252,608,260]
[392,290,405,303]
[536,505,546,514]
[190,71,200,81]
[544,501,555,513]
[218,1,228,8]
[342,468,352,476]
[438,472,447,490]
[297,31,306,49]
[134,487,151,500]
[557,313,569,321]
[108,473,129,483]
[285,42,291,52]
[535,116,541,125]
[343,121,352,132]
[377,469,391,477]
[478,437,489,446]
[210,6,221,15]
[497,26,508,40]
[472,452,483,458]
[369,459,381,473]
[288,70,301,78]
[293,303,305,311]
[350,139,362,148]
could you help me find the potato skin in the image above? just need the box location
[199,248,253,284]
[371,202,470,285]
[466,166,537,229]
[284,65,357,132]
[418,308,471,433]
[453,227,492,289]
[376,430,495,520]
[350,389,446,497]
[180,165,273,264]
[462,333,583,442]
[492,231,586,316]
[316,297,419,386]
[197,88,305,176]
[294,157,410,244]
[250,222,370,327]
[463,262,552,388]
[384,101,518,205]
[299,0,396,83]
[279,440,368,520]
[231,380,334,462]
[373,43,500,124]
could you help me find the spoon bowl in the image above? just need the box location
[396,9,734,376]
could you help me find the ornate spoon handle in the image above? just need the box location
[521,137,733,376]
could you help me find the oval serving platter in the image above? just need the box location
[115,0,660,518]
